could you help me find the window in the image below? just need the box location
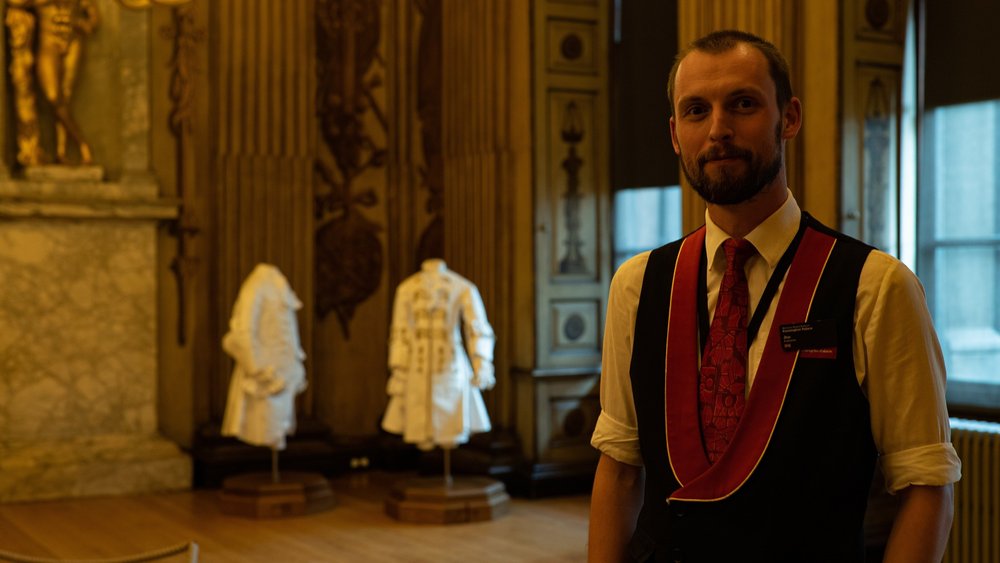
[919,101,1000,407]
[613,186,682,270]
[610,1,680,271]
[915,0,1000,410]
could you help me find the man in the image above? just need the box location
[589,30,960,562]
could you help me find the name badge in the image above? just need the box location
[780,319,837,359]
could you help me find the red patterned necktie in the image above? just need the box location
[700,237,756,464]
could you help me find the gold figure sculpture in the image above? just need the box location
[117,0,193,7]
[36,0,99,164]
[5,4,45,166]
[4,0,99,166]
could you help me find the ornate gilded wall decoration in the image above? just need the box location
[559,101,587,274]
[415,0,443,264]
[118,0,193,7]
[161,4,200,137]
[863,77,892,252]
[160,3,202,346]
[4,0,100,165]
[315,0,387,337]
[5,5,45,166]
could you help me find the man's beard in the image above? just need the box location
[680,122,783,205]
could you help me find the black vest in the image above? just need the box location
[628,214,878,563]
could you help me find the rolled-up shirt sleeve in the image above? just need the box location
[591,252,649,467]
[856,251,962,493]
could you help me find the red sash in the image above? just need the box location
[664,226,836,501]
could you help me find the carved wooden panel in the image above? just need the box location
[384,0,440,293]
[855,0,906,42]
[548,93,600,281]
[858,68,900,255]
[840,0,906,252]
[550,299,600,354]
[314,0,387,338]
[311,0,394,438]
[546,393,600,455]
[439,0,535,426]
[546,18,597,75]
[161,4,202,349]
[520,0,607,473]
[533,0,609,371]
[536,375,600,464]
[415,0,444,265]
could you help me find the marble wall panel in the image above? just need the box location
[0,220,157,446]
[0,434,190,502]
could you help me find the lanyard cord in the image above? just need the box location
[697,215,810,352]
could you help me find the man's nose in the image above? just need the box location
[708,111,734,142]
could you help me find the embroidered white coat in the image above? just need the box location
[381,259,496,450]
[221,264,307,450]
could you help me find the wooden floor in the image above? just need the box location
[0,472,591,563]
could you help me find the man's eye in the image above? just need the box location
[735,98,755,109]
[685,106,706,117]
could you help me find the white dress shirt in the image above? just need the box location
[591,192,962,493]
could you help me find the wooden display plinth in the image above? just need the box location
[384,476,510,524]
[219,471,335,518]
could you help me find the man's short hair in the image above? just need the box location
[667,30,794,115]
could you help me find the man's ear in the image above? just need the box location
[781,97,802,140]
[669,116,680,155]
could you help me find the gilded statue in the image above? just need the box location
[5,4,44,165]
[4,0,99,166]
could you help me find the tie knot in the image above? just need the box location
[722,238,755,272]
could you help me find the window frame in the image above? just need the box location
[915,1,1000,418]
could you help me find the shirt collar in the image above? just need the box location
[704,189,801,271]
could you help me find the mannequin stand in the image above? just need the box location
[385,447,510,523]
[443,446,453,487]
[220,448,335,518]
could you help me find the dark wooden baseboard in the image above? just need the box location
[509,460,597,498]
[192,419,381,487]
[412,430,598,498]
[194,424,599,500]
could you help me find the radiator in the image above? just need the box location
[944,418,1000,563]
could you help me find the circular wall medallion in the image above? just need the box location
[563,313,586,341]
[560,33,583,61]
[865,0,891,30]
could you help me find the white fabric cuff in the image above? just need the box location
[880,442,962,494]
[591,410,643,467]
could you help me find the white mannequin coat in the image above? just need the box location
[381,259,495,450]
[221,264,307,450]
